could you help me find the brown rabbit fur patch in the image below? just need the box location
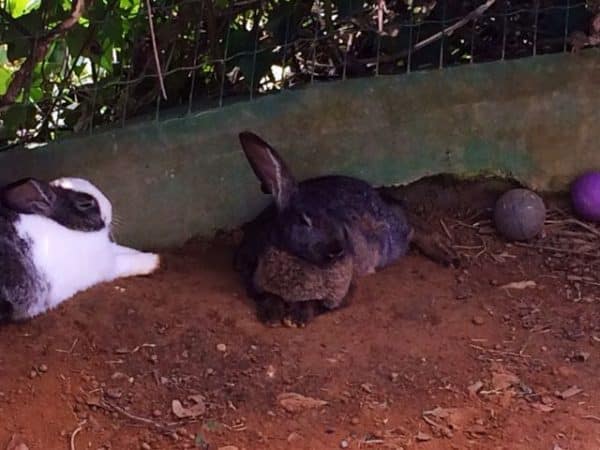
[252,246,354,309]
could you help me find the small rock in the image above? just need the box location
[152,409,162,417]
[105,388,122,399]
[472,316,485,326]
[38,364,48,373]
[141,443,151,450]
[350,417,360,425]
[278,392,328,413]
[557,366,577,378]
[29,370,37,379]
[340,440,349,448]
[389,372,399,382]
[216,344,227,352]
[287,432,302,443]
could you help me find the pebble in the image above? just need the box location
[141,443,151,450]
[38,364,48,373]
[105,388,122,399]
[29,370,37,379]
[557,366,576,378]
[472,315,485,326]
[350,417,360,425]
[340,440,349,448]
[152,409,162,417]
[216,343,227,352]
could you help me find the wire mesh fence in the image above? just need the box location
[0,0,598,150]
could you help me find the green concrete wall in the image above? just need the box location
[0,50,598,248]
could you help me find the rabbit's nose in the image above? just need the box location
[327,242,345,260]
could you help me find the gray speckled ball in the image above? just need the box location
[494,188,546,241]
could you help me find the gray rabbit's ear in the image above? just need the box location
[238,131,297,209]
[1,178,56,216]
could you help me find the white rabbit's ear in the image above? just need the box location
[1,178,56,216]
[238,131,297,210]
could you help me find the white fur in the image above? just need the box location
[14,178,159,318]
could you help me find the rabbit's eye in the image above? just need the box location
[75,197,97,212]
[301,213,313,227]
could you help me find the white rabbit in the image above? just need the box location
[0,177,159,321]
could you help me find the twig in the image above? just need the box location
[582,415,600,423]
[70,420,86,450]
[56,338,79,354]
[415,0,496,51]
[101,399,176,431]
[355,0,497,65]
[439,218,453,241]
[145,0,168,100]
[545,218,600,238]
[514,242,599,258]
[469,344,532,359]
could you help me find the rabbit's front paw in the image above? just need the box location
[283,301,322,328]
[115,252,160,278]
[255,294,286,326]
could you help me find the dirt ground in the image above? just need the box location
[2,177,600,450]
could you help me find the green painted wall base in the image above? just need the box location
[1,50,598,248]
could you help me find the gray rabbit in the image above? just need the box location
[234,132,412,326]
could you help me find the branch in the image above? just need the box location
[352,0,497,66]
[0,0,89,111]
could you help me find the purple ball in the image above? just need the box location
[571,171,600,222]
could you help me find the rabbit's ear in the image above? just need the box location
[1,178,56,216]
[239,131,297,209]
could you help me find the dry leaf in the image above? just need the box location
[491,370,520,390]
[6,435,29,450]
[557,386,583,400]
[172,396,206,418]
[85,394,102,407]
[415,431,432,442]
[468,381,483,396]
[277,393,328,413]
[499,280,536,290]
[531,402,555,413]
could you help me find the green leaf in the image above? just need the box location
[6,0,41,18]
[119,0,141,14]
[0,66,14,95]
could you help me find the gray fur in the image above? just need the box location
[0,209,49,321]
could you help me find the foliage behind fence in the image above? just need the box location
[0,0,598,150]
